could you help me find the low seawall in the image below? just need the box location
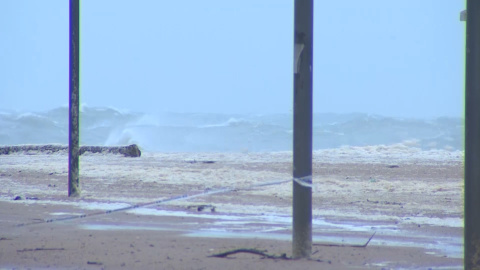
[0,144,141,157]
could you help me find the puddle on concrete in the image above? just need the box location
[370,262,462,270]
[187,228,461,258]
[0,197,132,211]
[372,235,462,259]
[186,230,291,241]
[50,212,84,216]
[77,201,132,210]
[128,208,245,221]
[79,224,181,232]
[75,207,462,259]
[400,216,462,227]
[186,230,374,245]
[2,196,462,229]
[5,196,460,259]
[128,208,396,234]
[79,221,461,259]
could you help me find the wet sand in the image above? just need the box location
[0,148,464,269]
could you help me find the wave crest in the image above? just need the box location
[0,106,463,153]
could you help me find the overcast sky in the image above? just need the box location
[0,1,465,118]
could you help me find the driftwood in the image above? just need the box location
[208,248,327,263]
[209,233,375,262]
[0,144,141,157]
[208,248,289,260]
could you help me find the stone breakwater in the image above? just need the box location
[0,144,141,157]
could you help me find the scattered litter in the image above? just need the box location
[17,248,65,252]
[187,160,216,164]
[187,204,216,212]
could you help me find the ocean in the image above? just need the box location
[0,106,463,153]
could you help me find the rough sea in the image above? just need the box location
[0,106,463,153]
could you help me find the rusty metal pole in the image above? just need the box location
[464,1,480,269]
[292,0,313,259]
[68,0,80,197]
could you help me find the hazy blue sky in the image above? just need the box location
[0,1,465,118]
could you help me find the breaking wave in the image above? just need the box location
[0,106,463,153]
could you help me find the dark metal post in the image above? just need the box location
[465,1,480,269]
[68,0,80,197]
[292,0,313,258]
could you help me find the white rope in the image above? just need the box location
[293,175,312,188]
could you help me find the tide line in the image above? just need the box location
[16,178,291,227]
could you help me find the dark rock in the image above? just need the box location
[120,144,141,157]
[187,204,216,212]
[202,161,215,164]
[0,144,141,157]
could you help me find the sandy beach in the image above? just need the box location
[0,146,464,269]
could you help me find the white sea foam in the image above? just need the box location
[0,106,464,153]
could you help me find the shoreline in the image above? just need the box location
[0,150,464,268]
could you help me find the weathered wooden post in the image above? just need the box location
[464,1,480,269]
[292,0,313,258]
[68,0,80,197]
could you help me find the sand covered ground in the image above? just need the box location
[0,145,464,269]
